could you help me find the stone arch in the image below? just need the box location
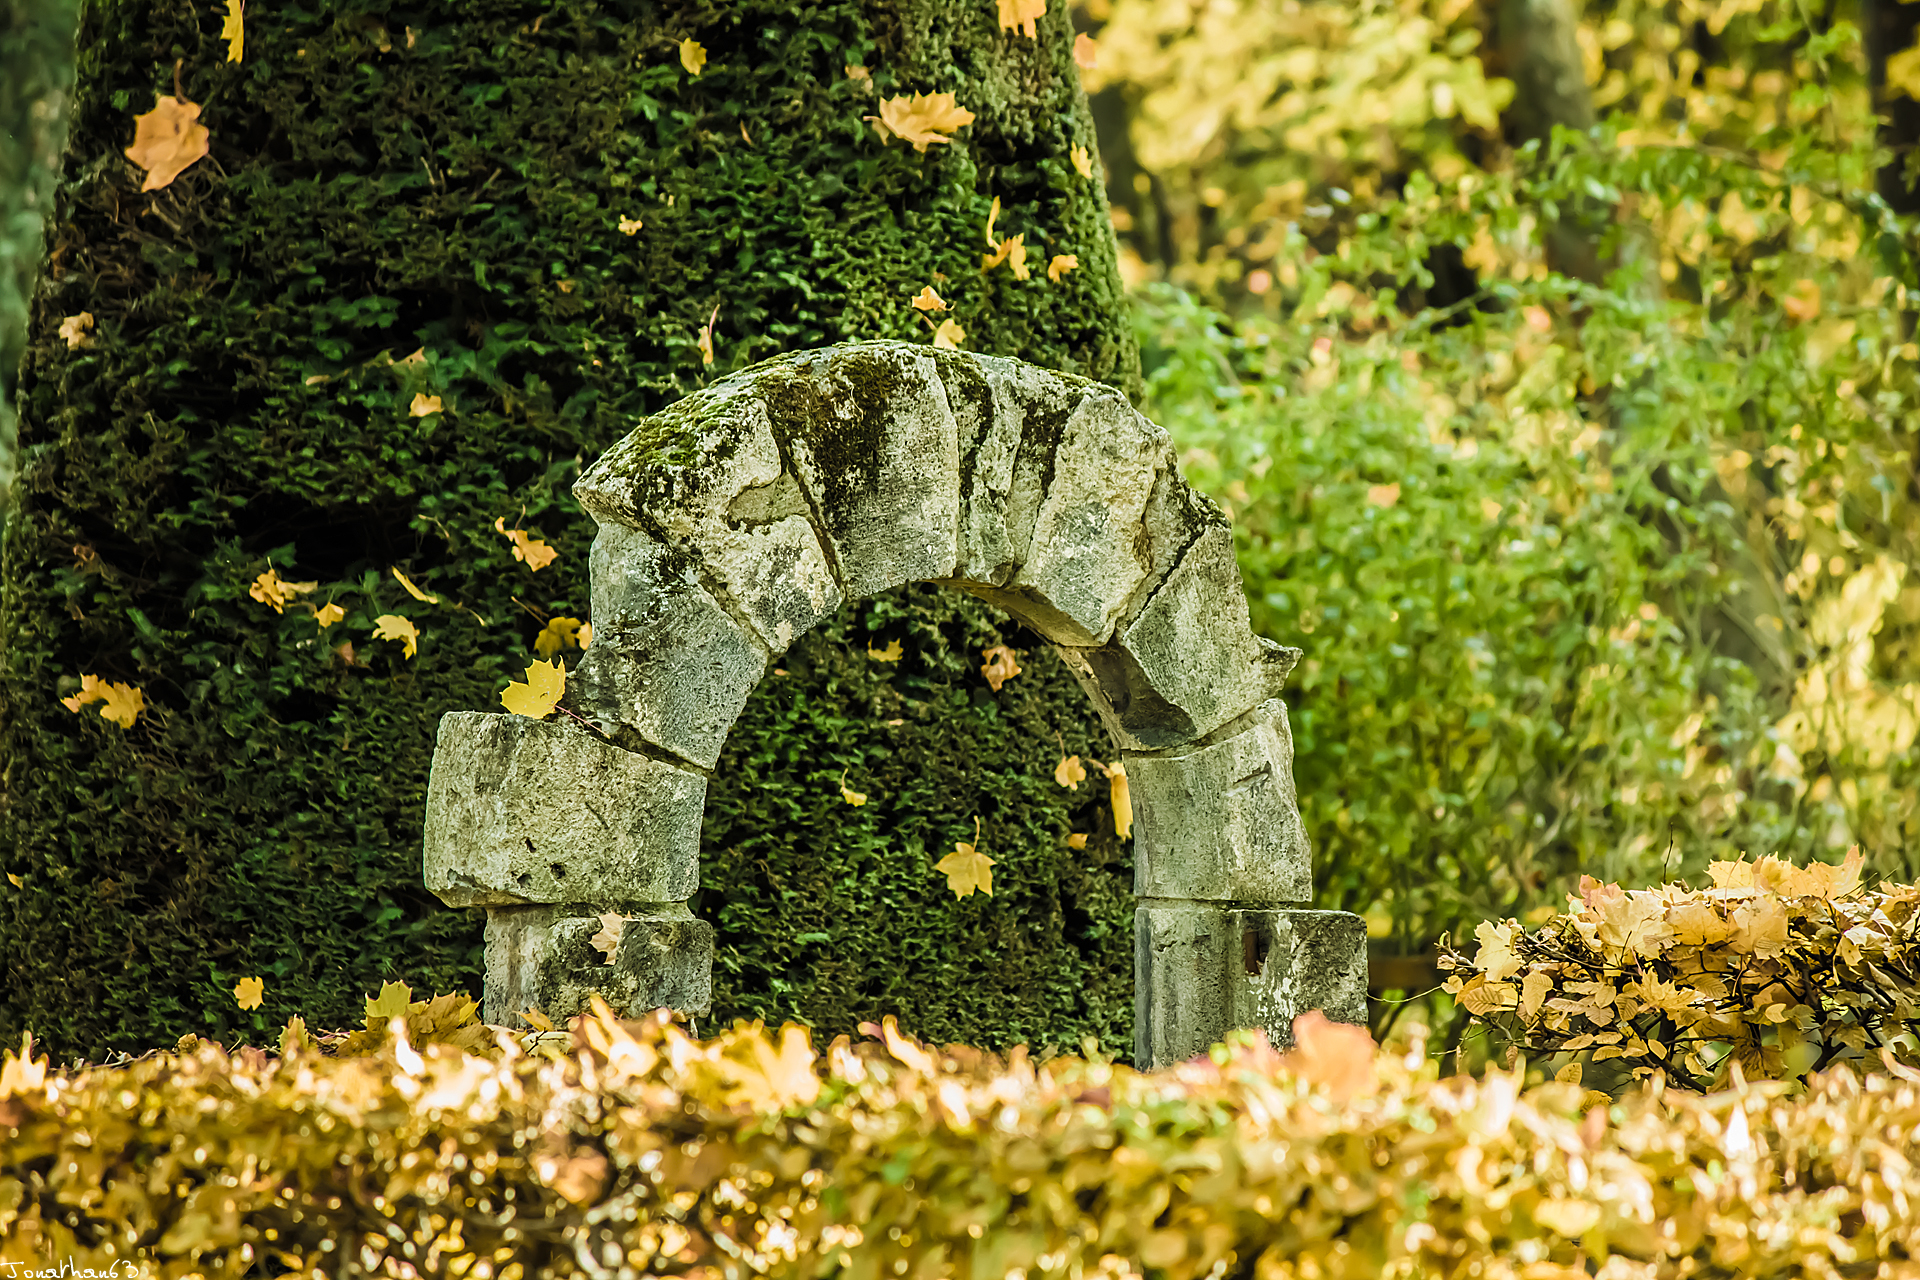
[423,342,1365,1068]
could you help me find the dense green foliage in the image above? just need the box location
[0,0,1139,1061]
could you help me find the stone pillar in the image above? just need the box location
[421,711,713,1027]
[1126,699,1368,1067]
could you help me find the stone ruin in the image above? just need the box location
[421,341,1366,1070]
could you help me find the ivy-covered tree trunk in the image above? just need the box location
[1,0,1141,1061]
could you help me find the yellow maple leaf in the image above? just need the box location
[934,818,995,897]
[1066,833,1087,849]
[1667,899,1731,946]
[314,602,345,628]
[1047,253,1079,282]
[249,567,319,613]
[735,1023,822,1111]
[1073,32,1097,69]
[932,318,966,349]
[59,673,106,714]
[409,393,443,417]
[494,517,559,571]
[697,303,719,366]
[233,976,264,1011]
[59,312,93,349]
[679,37,706,75]
[618,215,644,235]
[983,233,1030,280]
[1594,891,1675,958]
[839,769,867,807]
[1108,762,1132,839]
[391,566,439,603]
[536,616,587,659]
[1731,897,1791,957]
[62,673,145,729]
[371,614,419,659]
[1070,145,1093,178]
[868,92,976,152]
[1473,920,1524,982]
[997,0,1046,37]
[589,913,625,964]
[981,644,1022,691]
[365,980,412,1022]
[501,658,566,718]
[125,96,210,192]
[911,285,948,312]
[222,0,244,62]
[867,638,904,661]
[1055,754,1087,789]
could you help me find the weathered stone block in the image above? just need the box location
[568,521,768,769]
[574,380,842,656]
[423,712,706,908]
[1127,699,1311,903]
[1134,903,1368,1069]
[773,345,962,597]
[483,903,713,1027]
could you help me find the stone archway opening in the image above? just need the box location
[422,342,1364,1069]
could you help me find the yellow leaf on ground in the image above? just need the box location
[371,614,419,659]
[250,568,319,613]
[867,638,904,661]
[494,517,559,571]
[868,92,976,152]
[589,913,624,963]
[981,644,1021,691]
[501,658,566,718]
[1047,253,1079,282]
[391,567,439,603]
[1055,754,1087,789]
[314,602,345,628]
[1073,32,1097,69]
[222,0,244,62]
[125,96,210,192]
[983,233,1030,280]
[679,38,706,75]
[409,393,442,417]
[365,981,412,1022]
[59,312,93,349]
[1071,145,1093,178]
[997,0,1046,37]
[911,285,948,312]
[839,769,867,806]
[233,976,264,1011]
[934,818,995,897]
[535,616,587,659]
[932,319,965,349]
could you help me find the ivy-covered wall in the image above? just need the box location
[0,0,1142,1061]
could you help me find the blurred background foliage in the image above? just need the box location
[1079,0,1920,1019]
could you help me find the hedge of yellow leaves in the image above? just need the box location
[9,996,1920,1279]
[1439,848,1920,1091]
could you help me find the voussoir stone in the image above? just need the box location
[483,903,713,1027]
[766,344,962,597]
[423,711,705,908]
[568,521,768,770]
[1127,698,1311,903]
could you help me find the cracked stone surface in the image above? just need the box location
[423,712,705,907]
[483,903,713,1027]
[1126,698,1311,903]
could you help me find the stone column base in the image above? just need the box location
[1134,904,1367,1069]
[483,903,713,1028]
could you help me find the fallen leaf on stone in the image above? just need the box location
[679,38,706,75]
[1048,253,1078,282]
[839,769,867,807]
[932,319,965,349]
[59,312,93,349]
[62,674,145,729]
[222,0,244,61]
[981,645,1022,691]
[250,568,319,613]
[315,602,345,629]
[997,0,1046,37]
[867,638,904,661]
[501,658,565,718]
[409,393,442,417]
[868,92,975,152]
[697,304,719,366]
[618,215,643,235]
[494,517,559,571]
[1073,32,1097,68]
[1071,145,1093,178]
[589,913,625,964]
[371,614,419,659]
[234,976,264,1010]
[535,616,587,659]
[520,1005,557,1032]
[125,96,210,191]
[391,567,438,603]
[1055,754,1087,789]
[911,285,948,312]
[934,818,995,898]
